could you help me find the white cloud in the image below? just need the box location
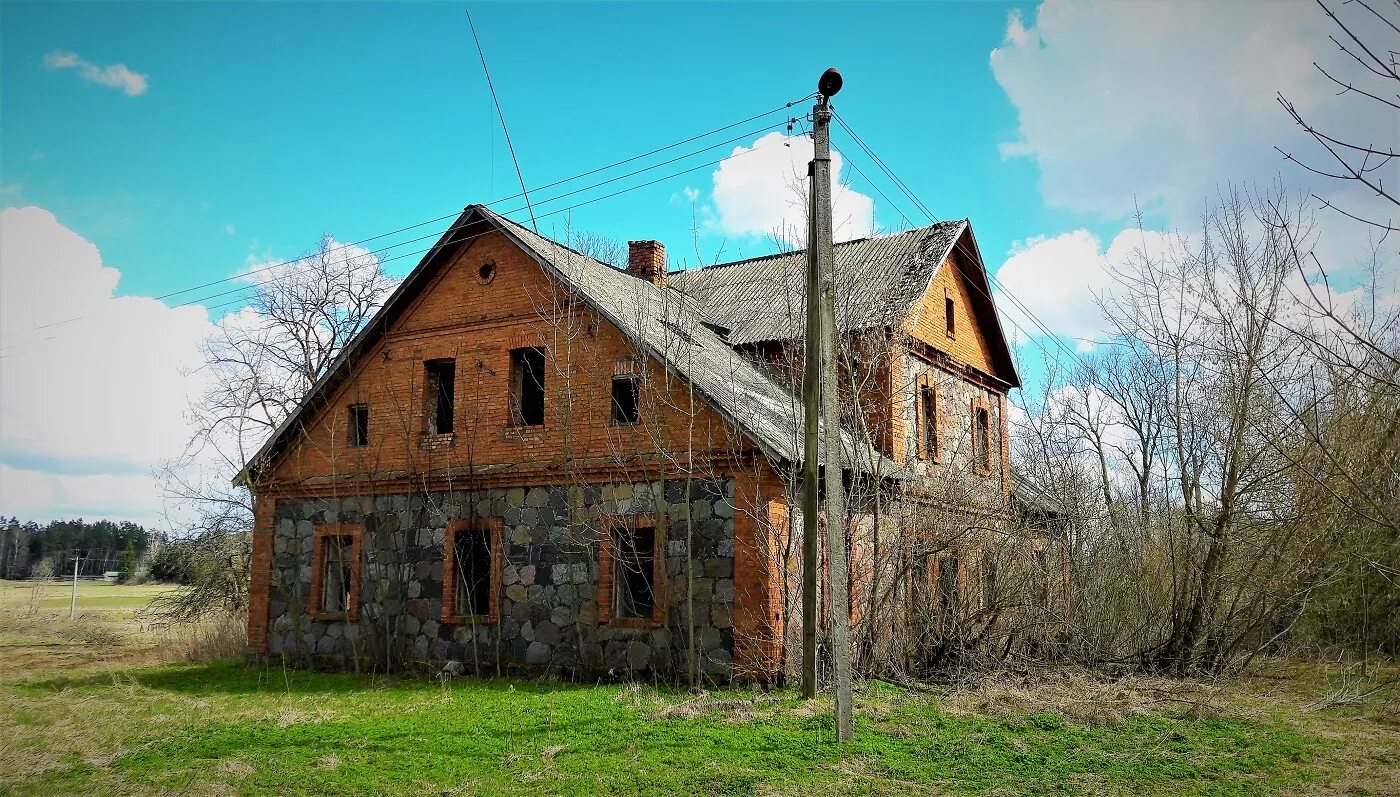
[224,223,236,235]
[43,50,148,97]
[991,2,1397,230]
[708,132,876,245]
[0,207,213,525]
[989,1,1397,345]
[996,228,1179,348]
[0,464,165,524]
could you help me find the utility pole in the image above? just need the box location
[800,69,853,742]
[814,68,854,741]
[800,80,824,700]
[69,552,81,621]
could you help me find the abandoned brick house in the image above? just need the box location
[239,203,1025,682]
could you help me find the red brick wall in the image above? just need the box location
[260,229,755,490]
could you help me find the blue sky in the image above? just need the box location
[1,1,1390,526]
[1,2,1085,290]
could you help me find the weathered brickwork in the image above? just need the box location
[244,210,1021,684]
[899,352,1008,506]
[264,479,739,680]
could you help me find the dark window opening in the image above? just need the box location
[945,295,956,337]
[981,549,998,609]
[612,525,656,620]
[511,347,546,426]
[451,528,493,617]
[918,384,937,460]
[974,406,991,470]
[425,359,455,434]
[611,375,640,425]
[320,535,355,615]
[937,554,959,617]
[477,260,496,284]
[348,404,369,447]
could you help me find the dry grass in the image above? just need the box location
[938,668,1221,725]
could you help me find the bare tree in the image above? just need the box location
[151,237,392,621]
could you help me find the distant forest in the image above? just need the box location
[0,517,164,580]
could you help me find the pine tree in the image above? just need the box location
[118,541,137,584]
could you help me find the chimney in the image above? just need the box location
[626,240,667,287]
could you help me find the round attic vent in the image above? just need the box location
[477,260,497,284]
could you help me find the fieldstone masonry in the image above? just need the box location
[266,478,736,681]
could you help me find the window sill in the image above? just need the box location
[418,433,456,451]
[441,614,499,626]
[605,616,664,629]
[501,424,546,440]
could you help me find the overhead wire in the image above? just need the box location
[830,108,1099,374]
[1,98,814,351]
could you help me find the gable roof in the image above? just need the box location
[672,222,1020,387]
[236,205,893,486]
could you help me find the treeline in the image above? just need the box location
[0,517,204,583]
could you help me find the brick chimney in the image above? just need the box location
[626,240,667,287]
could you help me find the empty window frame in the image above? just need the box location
[442,518,502,623]
[611,375,640,425]
[311,524,361,620]
[348,403,369,447]
[599,515,665,626]
[945,290,956,338]
[510,347,546,427]
[424,359,456,434]
[915,374,938,461]
[937,554,960,617]
[973,404,992,472]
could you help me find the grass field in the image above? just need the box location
[1,580,1396,796]
[0,580,180,618]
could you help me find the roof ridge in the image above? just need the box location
[469,204,622,272]
[676,221,959,274]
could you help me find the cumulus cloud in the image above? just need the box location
[708,132,876,245]
[996,228,1179,348]
[44,50,148,96]
[0,207,212,525]
[989,0,1396,345]
[989,2,1393,223]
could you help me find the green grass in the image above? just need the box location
[0,579,178,619]
[3,659,1383,797]
[1,584,1395,796]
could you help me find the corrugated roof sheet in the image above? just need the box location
[670,222,965,345]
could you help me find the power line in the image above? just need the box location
[0,126,802,357]
[466,9,537,233]
[1,100,811,346]
[171,130,788,311]
[830,109,1098,375]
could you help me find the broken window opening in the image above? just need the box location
[918,384,937,460]
[348,403,369,447]
[974,406,991,471]
[425,359,456,434]
[510,347,546,426]
[937,554,960,618]
[317,533,356,617]
[611,375,640,425]
[612,525,656,621]
[945,294,956,338]
[451,526,494,618]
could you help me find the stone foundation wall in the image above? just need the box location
[265,478,737,681]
